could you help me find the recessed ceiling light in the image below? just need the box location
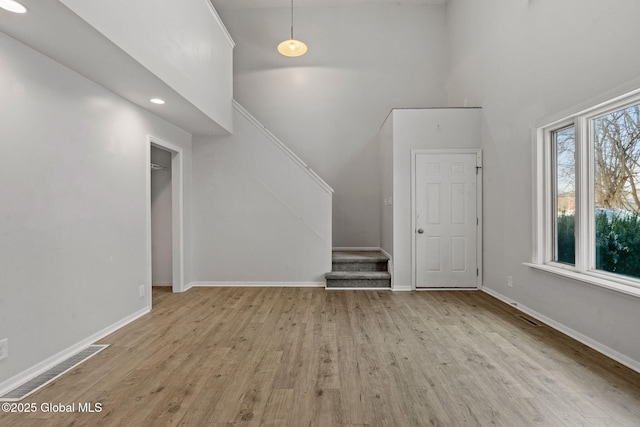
[150,98,165,105]
[0,0,28,14]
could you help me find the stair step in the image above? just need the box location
[325,271,391,289]
[332,250,389,272]
[332,251,389,263]
[332,261,388,272]
[325,271,390,280]
[326,250,391,289]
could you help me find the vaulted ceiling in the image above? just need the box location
[0,0,449,135]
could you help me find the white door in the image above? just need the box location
[415,152,479,288]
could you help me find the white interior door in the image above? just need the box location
[415,152,479,288]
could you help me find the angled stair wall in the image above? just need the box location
[191,102,333,285]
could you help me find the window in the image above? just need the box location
[553,125,576,265]
[534,90,640,292]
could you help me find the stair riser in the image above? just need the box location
[326,278,391,288]
[332,261,388,272]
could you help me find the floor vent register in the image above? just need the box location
[0,345,108,402]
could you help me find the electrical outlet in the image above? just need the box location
[0,338,8,361]
[139,285,145,297]
[507,275,513,287]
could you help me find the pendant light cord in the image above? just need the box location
[290,0,294,39]
[277,0,307,56]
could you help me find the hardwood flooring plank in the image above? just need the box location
[259,388,294,427]
[3,288,640,427]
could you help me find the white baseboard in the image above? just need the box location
[152,282,172,287]
[379,248,392,259]
[187,281,325,290]
[482,287,640,374]
[0,307,150,396]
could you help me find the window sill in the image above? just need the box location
[524,262,640,299]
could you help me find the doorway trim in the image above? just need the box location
[146,135,185,301]
[410,148,483,290]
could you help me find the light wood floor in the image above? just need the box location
[2,287,640,426]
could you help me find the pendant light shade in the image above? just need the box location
[278,0,307,57]
[277,38,307,57]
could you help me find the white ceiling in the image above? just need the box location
[0,0,227,135]
[212,0,448,10]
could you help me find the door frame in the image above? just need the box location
[410,148,483,290]
[146,135,185,302]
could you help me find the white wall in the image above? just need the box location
[191,103,332,285]
[0,32,192,386]
[447,0,640,369]
[151,147,173,286]
[214,4,448,246]
[386,109,481,290]
[60,0,234,133]
[379,112,394,258]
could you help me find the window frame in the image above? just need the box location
[531,89,640,298]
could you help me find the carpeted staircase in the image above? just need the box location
[325,250,391,289]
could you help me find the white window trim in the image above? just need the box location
[530,89,640,299]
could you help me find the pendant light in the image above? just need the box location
[277,0,307,57]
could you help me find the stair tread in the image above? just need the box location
[325,271,391,280]
[332,251,389,263]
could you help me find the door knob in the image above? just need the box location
[417,228,424,234]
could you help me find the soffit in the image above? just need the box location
[0,0,228,136]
